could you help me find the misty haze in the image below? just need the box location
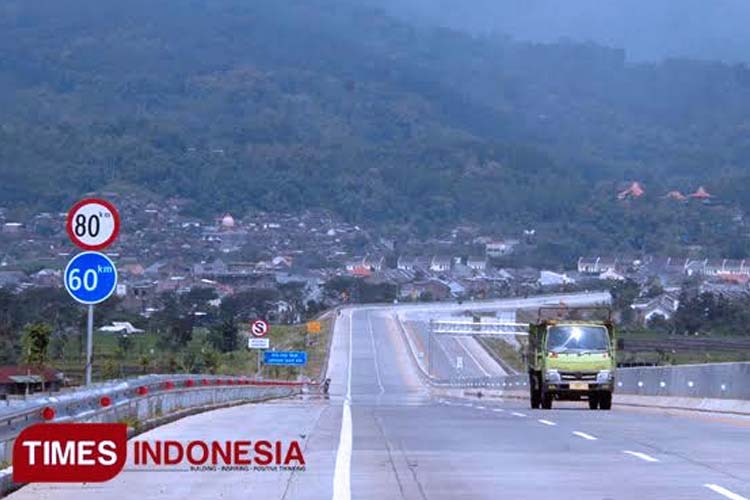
[374,0,750,62]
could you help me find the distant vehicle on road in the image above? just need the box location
[527,307,617,410]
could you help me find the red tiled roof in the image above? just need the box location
[665,190,686,200]
[690,186,713,199]
[618,182,645,200]
[0,365,62,384]
[350,266,372,277]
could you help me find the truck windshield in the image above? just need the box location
[546,325,609,353]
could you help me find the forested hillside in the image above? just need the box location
[1,0,750,255]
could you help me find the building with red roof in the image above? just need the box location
[665,190,687,201]
[617,182,645,200]
[0,365,64,397]
[689,186,713,199]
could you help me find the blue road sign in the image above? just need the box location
[263,351,307,366]
[64,252,118,305]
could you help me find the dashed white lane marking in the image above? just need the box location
[537,419,556,426]
[464,403,475,408]
[511,412,527,417]
[572,431,598,441]
[492,408,505,413]
[704,484,748,500]
[366,314,385,396]
[332,311,353,500]
[623,450,659,463]
[476,405,486,410]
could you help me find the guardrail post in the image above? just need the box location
[428,319,433,378]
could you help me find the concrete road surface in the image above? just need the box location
[10,294,750,500]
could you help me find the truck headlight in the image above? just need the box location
[596,370,613,383]
[545,369,561,382]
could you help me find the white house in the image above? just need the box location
[599,268,625,281]
[466,256,487,272]
[397,256,417,271]
[99,322,144,334]
[538,271,574,287]
[631,294,680,325]
[485,240,519,258]
[578,257,619,274]
[430,256,452,273]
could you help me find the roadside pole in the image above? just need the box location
[248,319,270,379]
[65,198,121,386]
[86,305,94,385]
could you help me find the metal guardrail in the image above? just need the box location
[402,316,750,403]
[0,373,313,467]
[430,320,529,337]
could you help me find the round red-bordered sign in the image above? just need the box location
[251,319,269,338]
[66,198,121,251]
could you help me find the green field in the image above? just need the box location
[52,318,334,385]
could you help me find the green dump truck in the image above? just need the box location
[527,307,617,410]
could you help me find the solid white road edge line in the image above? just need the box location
[572,431,597,441]
[332,311,353,500]
[538,419,556,426]
[623,450,659,463]
[455,336,491,377]
[704,484,748,500]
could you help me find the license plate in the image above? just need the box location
[569,382,589,391]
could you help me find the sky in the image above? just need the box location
[370,0,750,63]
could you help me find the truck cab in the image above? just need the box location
[527,312,616,410]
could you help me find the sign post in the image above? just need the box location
[64,251,118,385]
[250,320,269,376]
[86,305,94,384]
[65,199,120,386]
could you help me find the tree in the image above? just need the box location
[202,349,220,374]
[116,334,133,361]
[138,353,152,374]
[101,359,120,380]
[610,279,640,325]
[21,325,50,360]
[21,322,52,392]
[646,314,671,335]
[209,320,239,353]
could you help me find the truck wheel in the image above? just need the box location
[530,389,541,409]
[588,395,599,410]
[599,392,612,410]
[541,392,553,410]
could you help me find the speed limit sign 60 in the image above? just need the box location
[251,319,269,338]
[66,198,121,251]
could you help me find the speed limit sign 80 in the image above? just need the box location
[66,198,121,251]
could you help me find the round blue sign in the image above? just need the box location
[64,252,118,305]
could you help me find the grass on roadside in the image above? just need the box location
[49,316,335,385]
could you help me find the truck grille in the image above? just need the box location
[560,372,597,381]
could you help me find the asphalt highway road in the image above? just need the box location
[10,294,750,500]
